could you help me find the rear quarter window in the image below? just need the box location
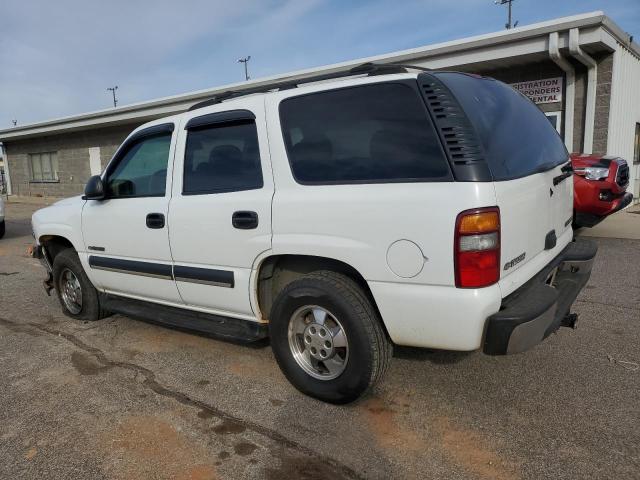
[279,82,451,184]
[435,72,569,181]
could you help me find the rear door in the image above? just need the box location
[435,72,572,294]
[168,97,273,318]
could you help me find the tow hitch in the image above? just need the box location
[561,313,579,329]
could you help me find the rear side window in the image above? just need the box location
[435,72,569,181]
[279,83,451,184]
[183,121,263,195]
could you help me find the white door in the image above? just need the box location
[168,98,273,318]
[82,122,182,303]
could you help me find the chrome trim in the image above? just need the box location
[173,276,233,288]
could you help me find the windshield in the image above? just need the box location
[435,72,569,181]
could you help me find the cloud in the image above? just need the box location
[1,0,638,128]
[0,0,319,125]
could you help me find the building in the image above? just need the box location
[1,11,639,201]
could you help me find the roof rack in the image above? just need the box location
[187,62,430,111]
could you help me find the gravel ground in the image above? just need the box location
[0,201,638,479]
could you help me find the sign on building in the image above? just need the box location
[510,77,563,104]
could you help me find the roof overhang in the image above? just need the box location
[1,10,637,142]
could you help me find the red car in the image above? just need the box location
[571,153,633,228]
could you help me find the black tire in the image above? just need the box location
[269,270,392,404]
[52,248,109,321]
[0,220,5,239]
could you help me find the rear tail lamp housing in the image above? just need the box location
[454,207,500,288]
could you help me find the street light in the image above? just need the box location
[494,0,518,29]
[238,56,251,81]
[107,86,119,108]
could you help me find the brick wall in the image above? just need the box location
[592,52,614,155]
[5,123,143,197]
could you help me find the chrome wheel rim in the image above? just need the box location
[60,268,82,315]
[287,305,349,380]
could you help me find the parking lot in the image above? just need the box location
[1,200,638,480]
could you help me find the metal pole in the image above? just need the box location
[495,0,517,29]
[238,56,251,81]
[107,86,118,107]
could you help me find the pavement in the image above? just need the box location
[1,201,638,480]
[578,203,640,240]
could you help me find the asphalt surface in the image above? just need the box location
[0,201,638,479]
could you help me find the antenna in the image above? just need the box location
[237,56,251,81]
[107,86,119,108]
[494,0,518,29]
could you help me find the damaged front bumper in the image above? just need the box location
[30,244,54,296]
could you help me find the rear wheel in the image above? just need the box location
[52,249,109,321]
[0,220,5,239]
[270,270,392,404]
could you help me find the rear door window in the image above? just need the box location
[279,82,451,184]
[435,72,569,181]
[183,120,263,195]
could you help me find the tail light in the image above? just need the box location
[454,207,500,288]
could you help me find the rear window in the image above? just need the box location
[279,82,451,184]
[435,72,569,181]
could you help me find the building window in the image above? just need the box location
[29,152,59,182]
[634,123,640,165]
[545,111,562,134]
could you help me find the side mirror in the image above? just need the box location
[83,175,105,200]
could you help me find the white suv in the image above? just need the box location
[32,64,596,403]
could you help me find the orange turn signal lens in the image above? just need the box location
[458,211,500,234]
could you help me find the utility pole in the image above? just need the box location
[494,0,518,29]
[237,56,251,81]
[107,86,119,107]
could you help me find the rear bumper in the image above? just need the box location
[484,238,597,355]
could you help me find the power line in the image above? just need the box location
[107,86,119,108]
[494,0,518,29]
[237,56,251,81]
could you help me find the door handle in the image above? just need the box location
[146,213,165,229]
[232,211,258,230]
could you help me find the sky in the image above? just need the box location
[1,0,639,128]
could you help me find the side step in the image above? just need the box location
[101,294,268,343]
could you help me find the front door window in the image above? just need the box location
[106,133,171,198]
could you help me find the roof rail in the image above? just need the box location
[187,62,430,111]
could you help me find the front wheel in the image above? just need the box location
[0,220,5,239]
[52,249,109,321]
[269,271,392,404]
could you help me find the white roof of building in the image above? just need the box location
[1,10,637,142]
